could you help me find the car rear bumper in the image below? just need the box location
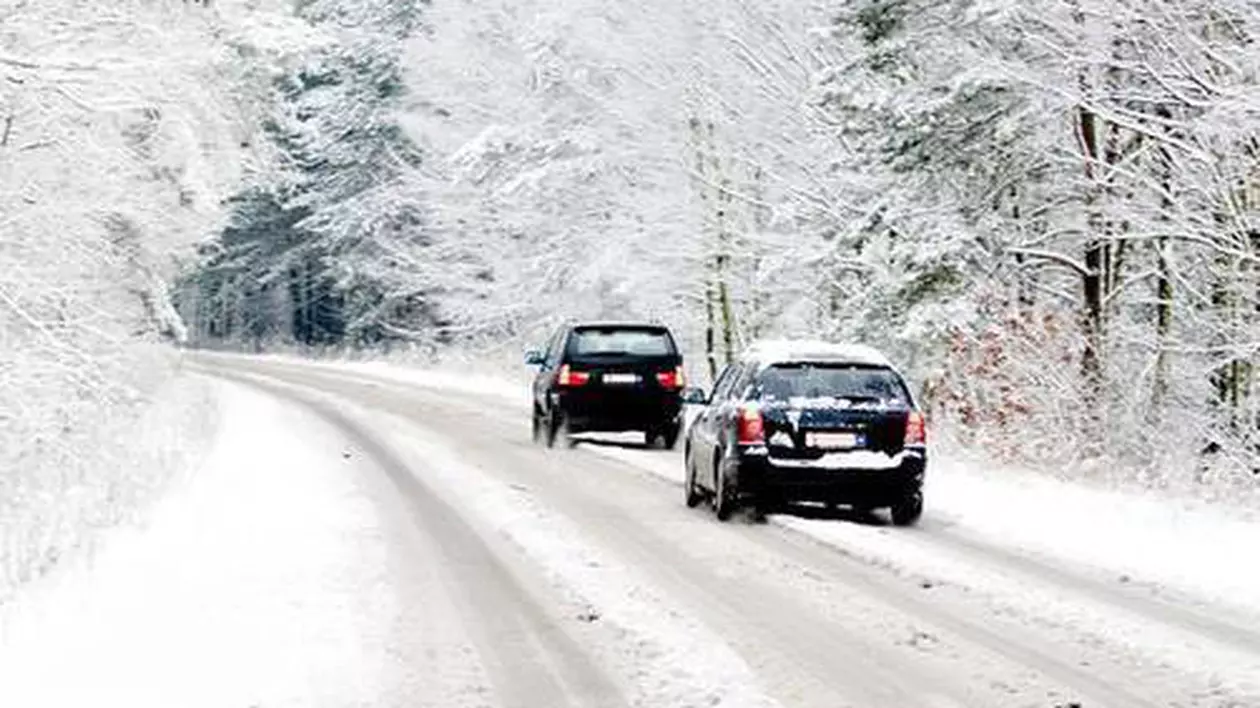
[556,390,682,432]
[734,449,925,505]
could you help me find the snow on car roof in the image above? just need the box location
[742,339,893,368]
[569,320,669,330]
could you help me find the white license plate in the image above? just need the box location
[602,373,639,384]
[806,431,862,449]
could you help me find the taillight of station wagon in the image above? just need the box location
[737,402,766,445]
[905,410,926,446]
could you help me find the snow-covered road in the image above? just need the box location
[5,352,1259,707]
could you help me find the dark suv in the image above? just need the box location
[683,340,926,525]
[527,323,687,449]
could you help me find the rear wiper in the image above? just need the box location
[794,394,884,406]
[838,394,882,403]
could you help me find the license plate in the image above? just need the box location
[806,431,863,449]
[602,372,639,385]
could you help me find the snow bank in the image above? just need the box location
[924,456,1260,615]
[0,0,303,608]
[0,380,482,708]
[0,357,217,606]
[196,350,533,405]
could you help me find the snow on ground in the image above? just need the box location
[0,359,218,606]
[211,351,533,406]
[199,353,1260,615]
[575,436,1260,696]
[237,353,1260,619]
[0,379,490,708]
[592,441,1260,619]
[924,455,1260,612]
[285,382,783,708]
[184,352,1260,692]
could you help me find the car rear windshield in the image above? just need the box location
[755,363,910,404]
[570,328,677,357]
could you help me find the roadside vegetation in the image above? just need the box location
[184,0,1260,497]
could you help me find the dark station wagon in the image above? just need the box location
[683,340,927,525]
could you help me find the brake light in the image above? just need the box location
[737,403,765,445]
[656,366,685,390]
[557,364,590,387]
[905,410,926,446]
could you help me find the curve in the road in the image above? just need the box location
[202,358,1183,708]
[200,367,629,708]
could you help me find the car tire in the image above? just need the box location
[748,499,769,523]
[545,409,562,449]
[713,457,735,522]
[890,490,924,527]
[643,429,659,449]
[564,420,580,448]
[531,407,543,444]
[661,422,681,451]
[683,448,704,508]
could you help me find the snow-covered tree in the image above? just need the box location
[1,0,304,596]
[175,0,1260,490]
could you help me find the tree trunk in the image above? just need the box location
[1152,130,1175,416]
[687,114,720,382]
[715,175,736,365]
[703,120,737,366]
[1077,104,1106,402]
[1153,239,1173,411]
[746,166,769,340]
[705,281,718,382]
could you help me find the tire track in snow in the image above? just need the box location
[215,358,1166,708]
[199,367,628,708]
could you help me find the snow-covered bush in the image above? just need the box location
[811,0,1260,489]
[0,0,304,598]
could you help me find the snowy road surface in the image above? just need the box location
[4,352,1259,708]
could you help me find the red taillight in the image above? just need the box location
[905,410,927,446]
[737,403,765,445]
[558,364,590,387]
[656,366,685,390]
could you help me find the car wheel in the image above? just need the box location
[749,499,769,523]
[643,429,657,449]
[531,407,543,444]
[661,422,681,451]
[564,420,580,448]
[890,490,924,527]
[713,458,735,522]
[683,448,704,508]
[545,409,562,449]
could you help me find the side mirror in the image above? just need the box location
[681,387,708,405]
[525,349,545,367]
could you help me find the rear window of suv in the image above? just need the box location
[755,363,910,404]
[570,327,677,357]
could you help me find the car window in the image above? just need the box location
[755,363,910,405]
[545,328,566,366]
[715,362,750,401]
[570,327,676,356]
[710,364,737,401]
[730,362,758,400]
